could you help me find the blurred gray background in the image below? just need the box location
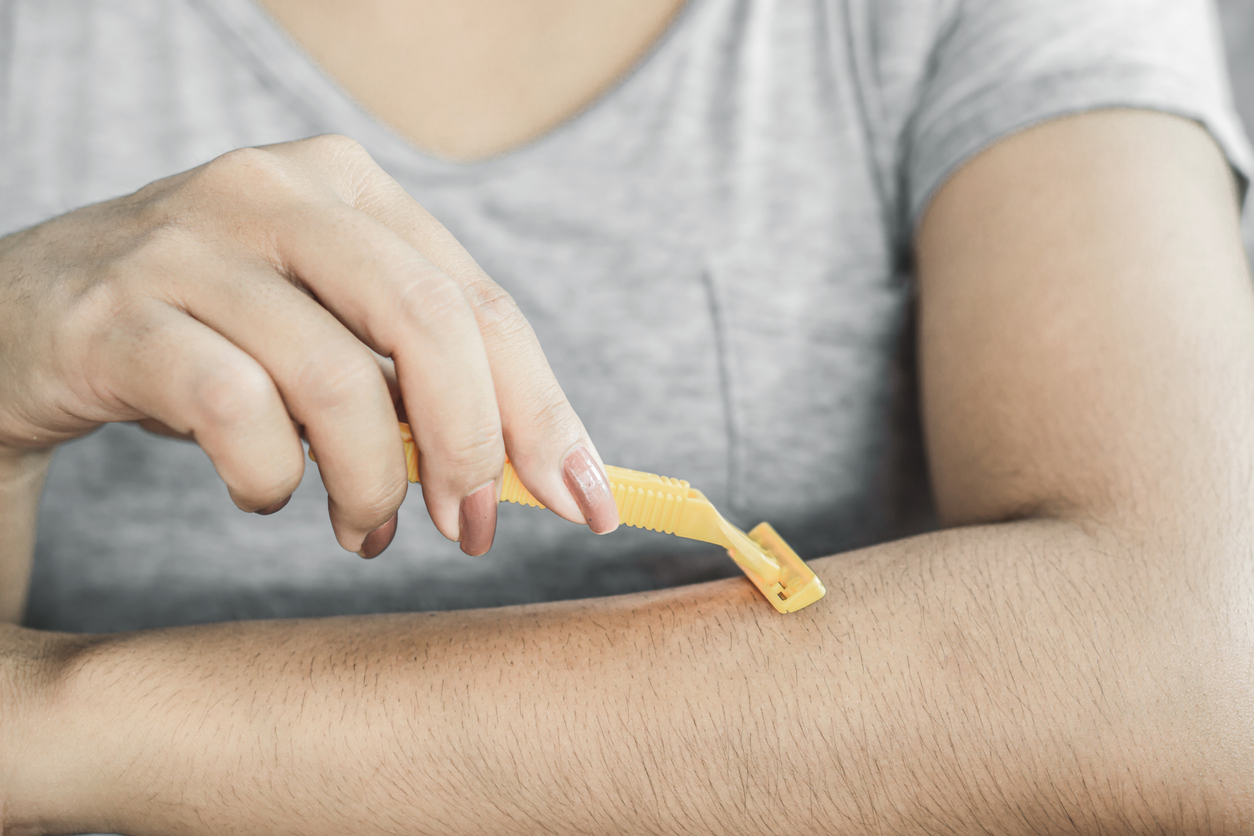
[1219,0,1254,253]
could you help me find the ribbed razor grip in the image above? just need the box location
[495,463,694,535]
[605,467,692,534]
[499,463,544,508]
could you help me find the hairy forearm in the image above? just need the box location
[10,519,1253,836]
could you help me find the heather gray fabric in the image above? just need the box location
[1218,0,1254,255]
[2,0,1249,633]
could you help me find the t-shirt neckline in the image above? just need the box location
[189,0,701,179]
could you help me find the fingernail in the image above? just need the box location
[255,495,291,516]
[563,447,619,534]
[357,513,398,559]
[458,482,498,556]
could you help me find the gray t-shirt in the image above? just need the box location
[2,0,1249,632]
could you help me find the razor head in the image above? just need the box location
[721,522,827,614]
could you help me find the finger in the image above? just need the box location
[88,301,304,513]
[162,253,408,554]
[333,165,618,533]
[390,220,618,532]
[373,353,407,422]
[268,201,505,550]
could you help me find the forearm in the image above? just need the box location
[0,450,51,624]
[15,519,1251,835]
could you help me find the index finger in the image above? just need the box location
[322,147,619,535]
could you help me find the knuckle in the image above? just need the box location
[438,422,505,478]
[297,349,383,411]
[300,134,380,202]
[303,133,369,162]
[193,362,274,429]
[197,146,293,196]
[465,280,528,336]
[349,477,408,525]
[524,386,581,438]
[217,145,280,174]
[397,274,474,332]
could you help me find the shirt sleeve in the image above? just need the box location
[904,0,1254,229]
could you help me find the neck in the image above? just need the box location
[258,0,687,161]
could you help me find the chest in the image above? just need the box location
[255,0,687,161]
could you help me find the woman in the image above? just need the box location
[2,0,1252,832]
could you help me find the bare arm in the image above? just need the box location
[6,109,1254,834]
[13,524,1250,835]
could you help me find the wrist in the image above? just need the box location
[0,447,53,626]
[0,627,105,836]
[0,447,52,488]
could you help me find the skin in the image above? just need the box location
[0,5,1253,833]
[259,0,689,161]
[0,136,620,569]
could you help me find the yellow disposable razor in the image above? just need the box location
[317,424,826,614]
